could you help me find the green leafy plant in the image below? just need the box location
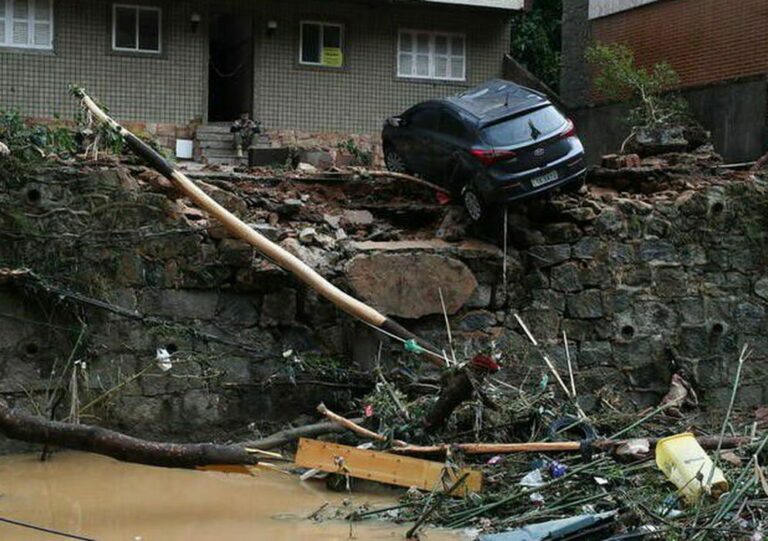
[510,0,562,91]
[0,110,78,179]
[586,43,690,132]
[337,138,373,167]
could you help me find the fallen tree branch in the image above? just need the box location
[352,168,449,194]
[317,403,408,446]
[244,418,360,450]
[0,398,362,468]
[0,399,256,468]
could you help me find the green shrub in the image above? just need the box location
[586,43,691,131]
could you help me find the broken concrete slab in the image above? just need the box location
[349,239,502,258]
[345,253,477,318]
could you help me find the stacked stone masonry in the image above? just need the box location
[0,166,766,452]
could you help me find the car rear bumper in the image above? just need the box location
[476,152,587,205]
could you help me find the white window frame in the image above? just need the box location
[0,0,54,50]
[397,29,466,82]
[299,20,344,68]
[112,3,162,54]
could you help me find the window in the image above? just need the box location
[0,0,53,50]
[112,4,161,53]
[300,21,343,67]
[397,30,465,81]
[481,106,567,146]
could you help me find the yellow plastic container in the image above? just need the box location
[655,432,728,504]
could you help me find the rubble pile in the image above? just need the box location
[2,139,768,538]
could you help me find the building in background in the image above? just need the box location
[0,0,526,163]
[561,0,768,163]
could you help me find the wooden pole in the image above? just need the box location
[317,403,408,447]
[391,436,752,456]
[71,89,444,367]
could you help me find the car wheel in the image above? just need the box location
[463,185,485,222]
[384,148,407,173]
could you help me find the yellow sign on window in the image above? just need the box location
[322,47,343,67]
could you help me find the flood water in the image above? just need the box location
[0,452,464,540]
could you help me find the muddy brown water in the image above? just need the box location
[0,452,466,541]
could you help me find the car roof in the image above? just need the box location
[438,79,551,126]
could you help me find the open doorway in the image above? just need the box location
[208,13,254,122]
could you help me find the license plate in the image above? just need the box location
[531,170,559,187]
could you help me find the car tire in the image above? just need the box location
[463,184,485,222]
[384,147,408,174]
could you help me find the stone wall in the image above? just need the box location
[264,129,384,168]
[0,164,767,453]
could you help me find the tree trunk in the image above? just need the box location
[0,399,355,468]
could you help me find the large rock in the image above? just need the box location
[345,253,477,318]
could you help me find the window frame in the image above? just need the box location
[298,20,344,68]
[111,3,162,54]
[396,29,466,82]
[0,0,54,51]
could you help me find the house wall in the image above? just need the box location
[1,0,511,143]
[572,77,768,165]
[590,0,768,91]
[0,0,206,125]
[252,0,512,133]
[561,0,768,163]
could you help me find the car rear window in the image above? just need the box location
[481,106,566,147]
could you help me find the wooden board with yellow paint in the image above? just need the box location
[294,438,482,495]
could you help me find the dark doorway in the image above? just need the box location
[208,13,254,122]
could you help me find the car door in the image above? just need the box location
[399,106,441,177]
[431,109,473,186]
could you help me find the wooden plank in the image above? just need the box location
[294,438,482,495]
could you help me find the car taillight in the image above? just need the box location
[470,148,517,166]
[559,119,576,139]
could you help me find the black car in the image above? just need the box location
[382,79,587,221]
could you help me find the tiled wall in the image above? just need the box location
[0,0,206,124]
[253,0,512,133]
[1,0,511,132]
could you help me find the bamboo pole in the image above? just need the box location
[72,89,443,366]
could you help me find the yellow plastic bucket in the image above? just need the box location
[655,432,728,504]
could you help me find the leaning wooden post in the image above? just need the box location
[71,88,444,366]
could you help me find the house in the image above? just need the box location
[0,0,526,163]
[561,0,768,163]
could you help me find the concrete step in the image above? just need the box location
[196,124,232,134]
[197,132,235,142]
[200,148,244,158]
[198,139,238,150]
[197,134,271,145]
[204,156,248,166]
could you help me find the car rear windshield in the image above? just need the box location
[481,106,566,147]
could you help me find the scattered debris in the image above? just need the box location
[656,432,728,504]
[294,438,482,494]
[479,511,616,541]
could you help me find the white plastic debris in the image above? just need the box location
[298,227,317,244]
[296,162,318,174]
[155,347,172,371]
[520,469,544,488]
